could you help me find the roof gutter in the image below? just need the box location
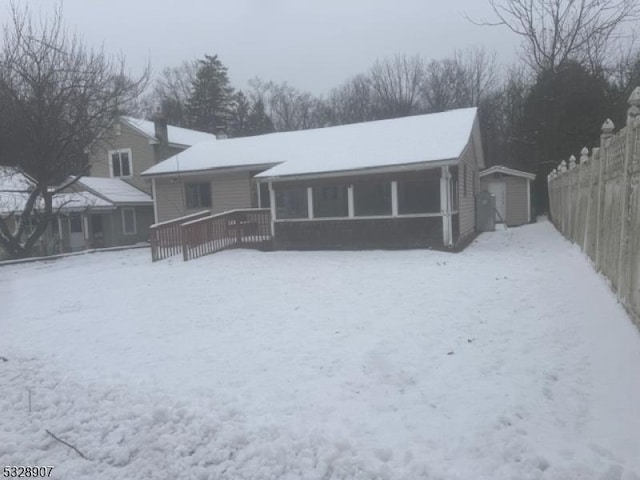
[254,158,459,182]
[141,162,279,178]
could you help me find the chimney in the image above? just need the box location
[153,107,170,162]
[215,125,227,140]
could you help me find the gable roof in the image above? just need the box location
[141,108,479,178]
[75,177,152,205]
[480,165,536,181]
[0,168,114,215]
[121,117,217,148]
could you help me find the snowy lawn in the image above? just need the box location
[1,220,639,479]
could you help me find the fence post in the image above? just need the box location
[579,147,590,249]
[569,155,577,241]
[595,119,615,271]
[617,88,640,298]
[558,160,567,235]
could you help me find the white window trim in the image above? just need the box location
[108,148,133,178]
[122,207,137,235]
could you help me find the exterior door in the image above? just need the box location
[68,214,85,251]
[487,181,506,223]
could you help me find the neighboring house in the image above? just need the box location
[143,107,485,250]
[0,168,112,255]
[480,165,536,226]
[0,116,217,257]
[64,177,154,251]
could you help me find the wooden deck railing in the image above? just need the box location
[181,209,272,261]
[149,210,210,261]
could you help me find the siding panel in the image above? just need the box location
[457,139,480,241]
[154,171,253,223]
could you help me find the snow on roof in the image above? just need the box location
[480,165,536,180]
[0,168,114,214]
[141,108,478,178]
[121,117,217,147]
[77,177,152,205]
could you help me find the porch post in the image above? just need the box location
[347,185,354,217]
[391,181,398,216]
[440,166,452,247]
[307,187,314,219]
[268,181,276,237]
[83,214,90,249]
[256,180,262,209]
[56,216,64,254]
[151,177,159,224]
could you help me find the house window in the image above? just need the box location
[122,208,136,235]
[185,182,212,209]
[353,182,392,216]
[110,149,132,178]
[259,183,271,208]
[313,185,348,218]
[275,187,308,219]
[397,177,440,214]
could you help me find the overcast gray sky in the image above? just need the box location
[6,0,520,95]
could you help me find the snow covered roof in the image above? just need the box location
[76,177,152,205]
[480,165,536,181]
[0,168,115,214]
[121,117,217,148]
[141,108,479,178]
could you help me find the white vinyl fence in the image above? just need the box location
[547,87,640,327]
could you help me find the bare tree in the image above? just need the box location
[141,60,197,125]
[369,55,425,118]
[480,0,640,72]
[327,74,376,124]
[0,4,147,259]
[247,78,326,131]
[421,48,498,112]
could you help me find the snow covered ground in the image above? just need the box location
[1,220,639,479]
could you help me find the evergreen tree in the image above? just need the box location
[185,54,234,133]
[514,61,612,211]
[229,91,251,137]
[245,99,275,136]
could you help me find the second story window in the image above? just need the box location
[109,149,132,177]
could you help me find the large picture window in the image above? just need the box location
[353,182,391,216]
[275,187,308,219]
[109,149,132,178]
[313,185,348,218]
[185,182,212,209]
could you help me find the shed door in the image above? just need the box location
[487,181,506,223]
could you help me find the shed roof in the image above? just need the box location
[142,107,479,178]
[121,117,218,147]
[480,165,536,181]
